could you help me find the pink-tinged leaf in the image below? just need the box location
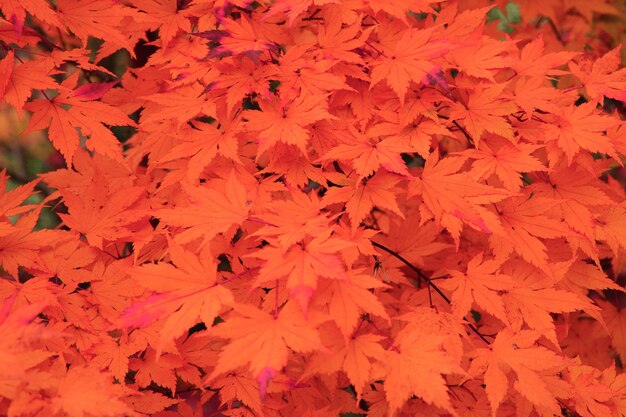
[73,81,119,100]
[257,366,276,399]
[118,293,174,329]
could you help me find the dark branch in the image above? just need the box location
[371,240,491,345]
[451,120,474,146]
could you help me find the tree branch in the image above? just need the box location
[371,240,491,345]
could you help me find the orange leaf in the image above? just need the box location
[471,329,563,416]
[546,102,622,163]
[449,83,517,145]
[412,150,509,245]
[155,171,251,247]
[53,366,132,417]
[23,76,135,166]
[0,52,58,113]
[321,131,413,181]
[314,269,390,339]
[442,253,515,324]
[464,135,547,190]
[246,94,334,157]
[251,231,351,311]
[209,301,323,389]
[569,46,626,104]
[322,171,404,231]
[384,323,462,415]
[370,26,449,103]
[122,242,234,354]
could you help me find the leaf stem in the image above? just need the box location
[274,279,279,319]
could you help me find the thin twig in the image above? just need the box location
[451,120,474,146]
[543,17,566,46]
[371,240,492,345]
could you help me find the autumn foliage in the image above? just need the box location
[1,0,626,416]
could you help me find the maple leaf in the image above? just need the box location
[529,163,616,243]
[489,195,574,273]
[0,298,53,400]
[505,285,598,339]
[321,128,414,181]
[340,333,387,402]
[449,83,517,145]
[334,79,378,123]
[569,46,626,104]
[272,44,354,98]
[246,94,334,157]
[567,363,616,417]
[331,218,379,267]
[261,0,313,26]
[512,36,578,77]
[0,210,44,277]
[251,231,351,312]
[313,269,390,339]
[130,348,184,393]
[411,150,510,246]
[58,182,147,249]
[30,233,96,291]
[596,206,626,256]
[130,0,192,48]
[316,15,374,64]
[252,189,334,250]
[370,27,449,103]
[371,104,450,159]
[602,364,626,417]
[23,74,136,166]
[501,260,599,343]
[213,56,274,113]
[545,101,622,163]
[0,52,58,113]
[155,171,251,247]
[52,366,132,417]
[384,321,463,415]
[304,327,387,403]
[49,48,117,77]
[157,115,243,182]
[600,300,626,364]
[210,14,276,57]
[213,372,264,414]
[463,135,547,190]
[0,0,60,33]
[209,301,323,393]
[0,170,39,218]
[121,242,234,354]
[373,215,451,286]
[322,171,404,231]
[440,5,495,39]
[446,36,515,81]
[4,1,626,416]
[139,83,219,126]
[559,261,624,295]
[0,270,59,318]
[258,144,329,187]
[124,391,179,415]
[512,76,562,118]
[91,332,144,383]
[87,260,145,322]
[396,306,466,358]
[470,329,564,417]
[441,253,515,324]
[56,0,141,53]
[368,0,439,23]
